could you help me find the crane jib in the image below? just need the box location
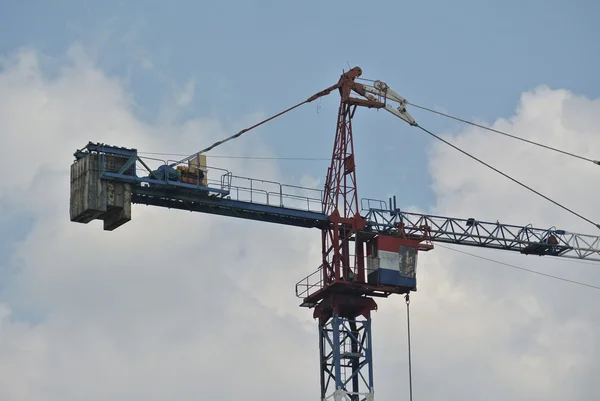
[362,206,600,262]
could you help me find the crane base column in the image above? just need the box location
[316,295,376,401]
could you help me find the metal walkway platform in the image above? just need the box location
[71,143,329,229]
[131,184,329,228]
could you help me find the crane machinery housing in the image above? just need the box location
[69,66,600,401]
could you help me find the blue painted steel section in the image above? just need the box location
[75,142,137,159]
[319,315,375,399]
[207,198,326,221]
[102,171,231,195]
[365,318,374,387]
[332,316,342,390]
[367,269,416,288]
[132,185,328,228]
[117,155,137,175]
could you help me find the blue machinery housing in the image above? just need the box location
[71,142,600,263]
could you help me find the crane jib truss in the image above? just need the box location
[69,66,600,401]
[363,198,600,262]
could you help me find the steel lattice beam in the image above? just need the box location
[364,208,600,261]
[319,315,374,401]
[321,100,362,287]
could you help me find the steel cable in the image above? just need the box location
[408,102,600,166]
[171,100,312,166]
[416,124,600,230]
[405,294,413,401]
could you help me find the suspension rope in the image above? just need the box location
[408,102,600,166]
[171,100,311,166]
[416,124,600,231]
[170,79,345,167]
[405,293,413,401]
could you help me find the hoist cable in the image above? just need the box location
[406,295,413,401]
[408,102,600,166]
[171,79,344,167]
[416,124,600,230]
[171,99,312,166]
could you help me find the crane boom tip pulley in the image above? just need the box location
[305,66,417,127]
[363,79,418,126]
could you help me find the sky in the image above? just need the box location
[0,0,599,400]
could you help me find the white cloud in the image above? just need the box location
[0,45,599,401]
[396,84,600,400]
[176,78,196,107]
[0,46,320,401]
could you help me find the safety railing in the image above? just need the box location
[295,265,324,299]
[95,151,326,215]
[221,175,324,213]
[360,198,388,212]
[282,183,325,212]
[134,156,325,214]
[295,256,381,300]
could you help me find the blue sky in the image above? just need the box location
[2,0,598,208]
[0,1,599,400]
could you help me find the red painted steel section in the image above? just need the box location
[314,294,377,325]
[310,67,388,319]
[319,68,384,296]
[298,67,424,319]
[376,236,422,252]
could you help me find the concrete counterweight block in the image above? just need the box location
[70,154,132,231]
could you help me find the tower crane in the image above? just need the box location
[69,66,600,401]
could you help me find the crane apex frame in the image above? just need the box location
[69,67,600,401]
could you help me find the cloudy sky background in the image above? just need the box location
[0,1,599,400]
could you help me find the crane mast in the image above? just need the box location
[303,67,425,401]
[321,67,381,288]
[68,66,600,401]
[317,67,383,401]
